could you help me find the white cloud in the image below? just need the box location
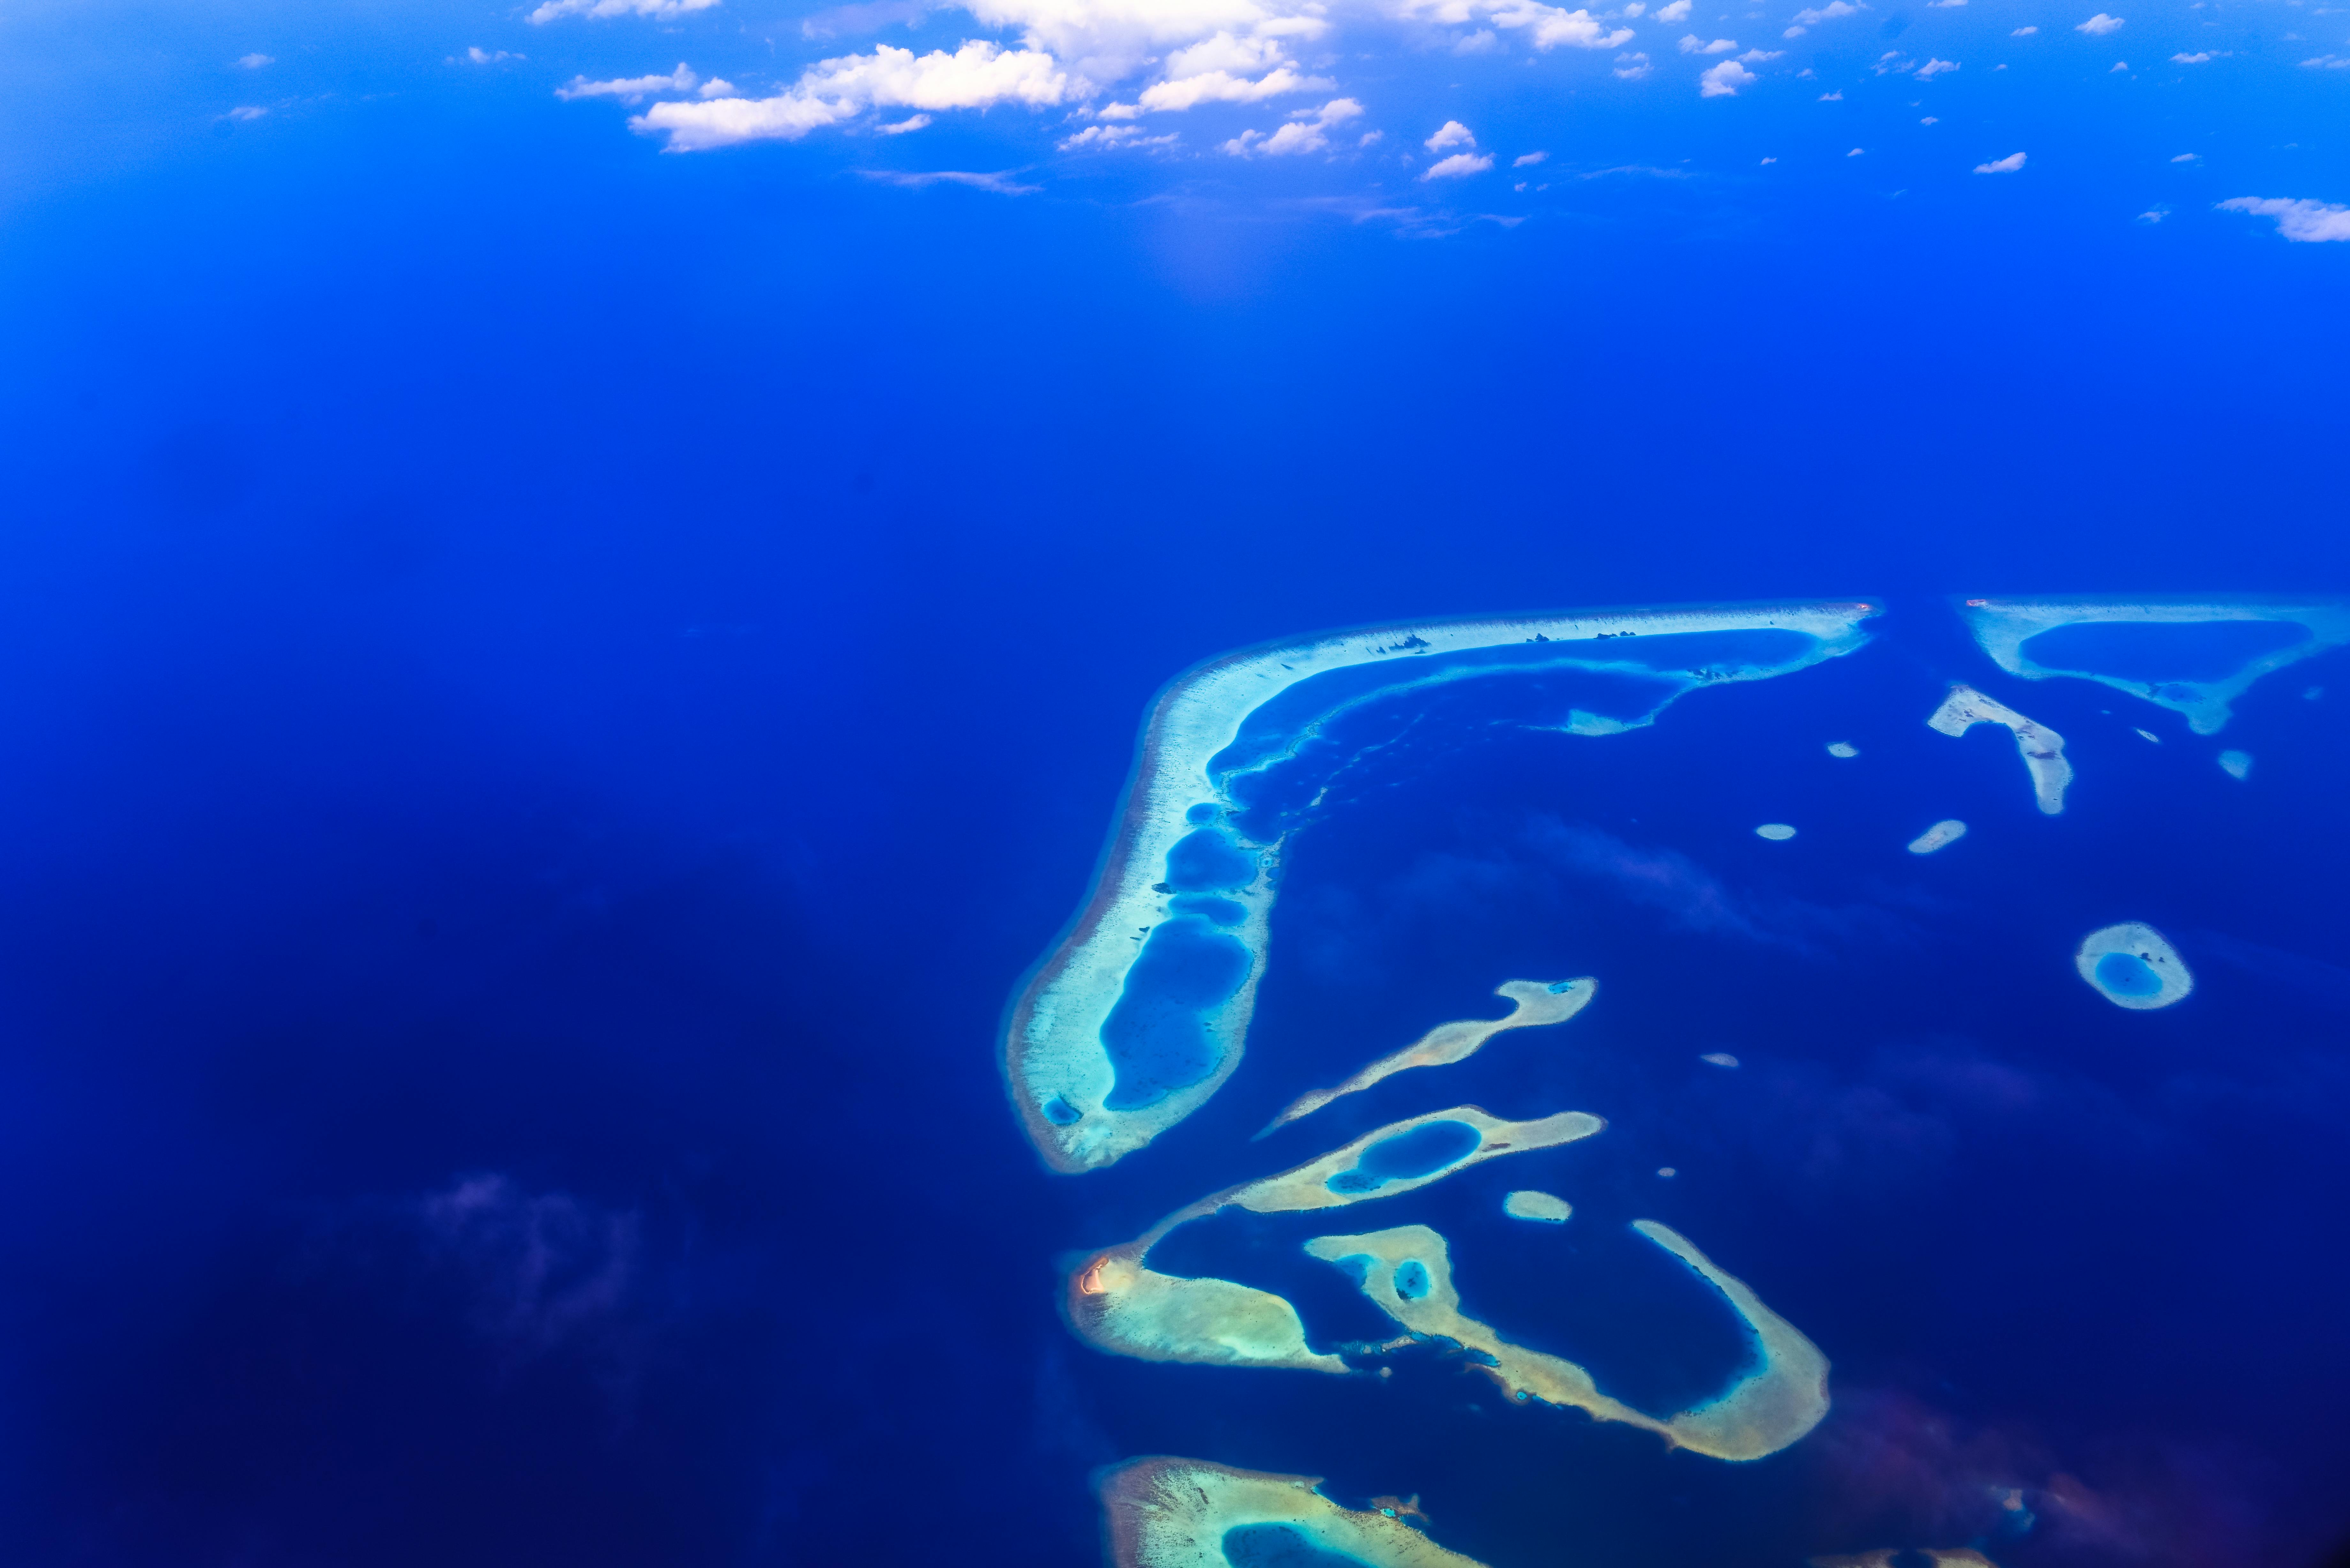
[1681,33,1738,51]
[2011,23,2037,33]
[633,41,1069,149]
[1654,0,1692,19]
[226,105,268,121]
[1789,1,1861,23]
[238,53,274,68]
[2171,151,2198,161]
[1819,88,1841,97]
[1741,46,1782,59]
[878,111,933,130]
[1973,149,2026,171]
[1920,113,1937,122]
[1483,0,1635,49]
[529,0,720,21]
[2218,196,2350,241]
[557,63,700,100]
[1058,121,1179,147]
[1454,27,1501,49]
[1847,144,1863,154]
[860,168,1041,192]
[968,0,1324,86]
[1422,149,1496,177]
[1222,95,1362,155]
[2109,58,2128,70]
[1927,0,1964,8]
[2075,11,2123,33]
[1872,48,1909,72]
[1426,118,1476,149]
[2303,53,2350,67]
[1614,49,1653,75]
[2136,207,2166,222]
[2170,49,2226,62]
[464,46,523,62]
[1701,57,1758,92]
[1514,149,1548,164]
[1138,63,1329,108]
[1915,55,1957,75]
[700,77,737,95]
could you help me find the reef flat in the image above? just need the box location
[1304,1222,1828,1461]
[1958,596,2350,735]
[1907,820,1967,855]
[1811,1553,2000,1567]
[1501,1190,1573,1223]
[1927,685,2071,815]
[1067,1109,1602,1372]
[1004,602,1882,1172]
[1100,1457,1490,1568]
[1260,980,1596,1136]
[2075,922,2193,1010]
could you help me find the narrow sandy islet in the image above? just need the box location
[1927,685,2071,814]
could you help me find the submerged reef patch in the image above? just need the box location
[1927,685,2071,815]
[1004,602,1883,1172]
[1907,820,1967,855]
[1261,979,1596,1136]
[1957,596,2350,735]
[1099,1457,1489,1568]
[1303,1222,1830,1461]
[2076,923,2193,1010]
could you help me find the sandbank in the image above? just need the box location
[1927,685,2071,814]
[1502,1190,1573,1223]
[1907,819,1967,854]
[1826,742,1859,758]
[1956,596,2350,735]
[1004,602,1883,1172]
[1065,1107,1603,1372]
[2219,750,2251,780]
[1260,979,1596,1136]
[1755,824,1797,840]
[1099,1457,1489,1568]
[1810,1554,1999,1568]
[2075,922,2193,1010]
[1303,1220,1829,1461]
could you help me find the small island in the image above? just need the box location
[1260,979,1596,1136]
[1927,685,2071,815]
[1099,1457,1490,1568]
[1501,1190,1573,1223]
[2075,923,2193,1010]
[1907,820,1967,855]
[1303,1221,1829,1462]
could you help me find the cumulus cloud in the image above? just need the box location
[632,41,1068,149]
[2075,11,2123,32]
[529,0,719,20]
[966,0,1323,85]
[1131,32,1329,109]
[1784,0,1863,33]
[2170,49,2226,62]
[1701,57,1758,92]
[1426,118,1475,149]
[1681,32,1738,51]
[2012,23,2037,33]
[2218,196,2350,241]
[238,52,274,68]
[1654,0,1692,19]
[1421,149,1495,177]
[1974,150,2025,171]
[1058,122,1178,147]
[1484,0,1636,49]
[1613,49,1653,75]
[1222,95,1362,155]
[2303,54,2350,68]
[557,62,699,100]
[1513,149,1547,164]
[877,111,932,130]
[1915,55,1958,75]
[463,46,523,62]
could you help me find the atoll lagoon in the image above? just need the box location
[1101,1459,1490,1568]
[2076,923,2194,1010]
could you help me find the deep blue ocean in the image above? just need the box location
[3,2,2349,1564]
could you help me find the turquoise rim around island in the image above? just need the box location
[1956,596,2350,735]
[1002,601,1883,1173]
[1100,1456,1492,1568]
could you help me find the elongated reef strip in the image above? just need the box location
[1005,601,1882,1173]
[1100,1457,1490,1568]
[1260,978,1596,1136]
[1957,595,2350,735]
[1304,1221,1828,1461]
[1066,1107,1602,1372]
[1907,819,1967,854]
[1927,684,2071,814]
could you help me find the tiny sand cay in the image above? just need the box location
[2075,922,2193,1010]
[1100,1457,1490,1568]
[1260,978,1596,1137]
[1003,603,1883,1173]
[1957,596,2350,735]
